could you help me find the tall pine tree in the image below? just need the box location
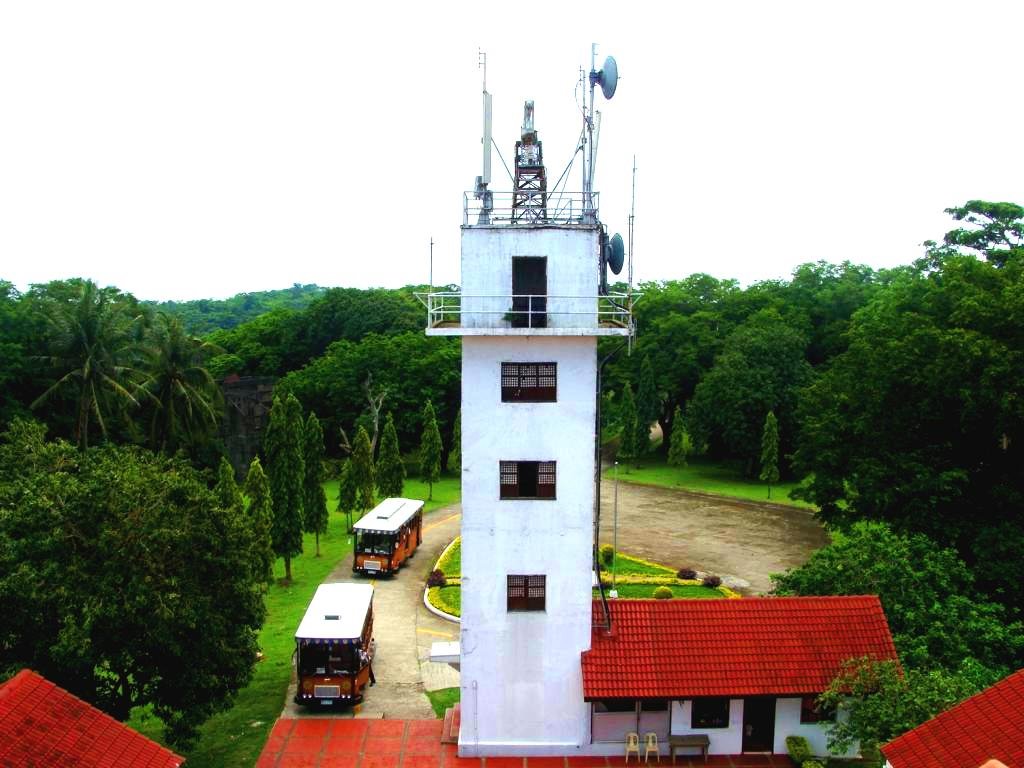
[264,393,305,582]
[303,412,329,556]
[336,458,358,532]
[667,405,692,468]
[635,354,660,456]
[759,410,780,499]
[215,455,244,514]
[618,383,639,469]
[419,399,442,500]
[244,456,275,585]
[376,412,405,498]
[447,409,461,473]
[351,425,376,519]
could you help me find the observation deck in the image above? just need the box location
[418,291,634,337]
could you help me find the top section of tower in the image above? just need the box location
[465,99,599,229]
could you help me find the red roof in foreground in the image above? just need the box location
[0,669,184,768]
[582,596,897,700]
[882,668,1024,768]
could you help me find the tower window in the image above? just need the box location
[499,461,556,499]
[501,362,557,402]
[507,574,546,611]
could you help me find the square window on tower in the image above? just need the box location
[501,362,557,402]
[499,460,556,499]
[507,574,546,611]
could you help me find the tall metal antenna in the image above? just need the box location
[474,50,493,223]
[583,44,619,223]
[628,156,636,291]
[429,237,434,290]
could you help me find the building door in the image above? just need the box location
[742,697,775,753]
[512,257,547,328]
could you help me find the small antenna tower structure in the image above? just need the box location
[473,50,494,224]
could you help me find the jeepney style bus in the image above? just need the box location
[352,497,424,576]
[294,582,374,707]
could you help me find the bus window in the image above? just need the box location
[356,531,393,556]
[299,644,358,675]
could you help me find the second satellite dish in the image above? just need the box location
[596,56,618,100]
[606,233,625,274]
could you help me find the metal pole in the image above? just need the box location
[429,237,434,291]
[612,460,619,594]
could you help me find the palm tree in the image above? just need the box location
[31,281,144,450]
[139,313,223,455]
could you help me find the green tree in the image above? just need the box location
[30,280,145,450]
[771,521,1024,671]
[448,408,461,473]
[617,383,639,468]
[759,411,780,498]
[243,456,275,585]
[336,458,358,532]
[139,312,223,457]
[792,233,1024,613]
[264,394,305,582]
[302,412,329,556]
[667,405,691,468]
[215,455,244,513]
[419,400,442,499]
[351,425,376,516]
[818,658,1001,759]
[0,420,264,748]
[930,200,1023,267]
[688,308,812,475]
[634,354,660,455]
[376,412,405,498]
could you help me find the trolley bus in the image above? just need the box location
[352,497,424,576]
[294,582,374,706]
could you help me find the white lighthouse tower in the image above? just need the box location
[425,56,630,756]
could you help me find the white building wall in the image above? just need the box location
[460,227,600,329]
[670,699,745,754]
[773,698,858,758]
[459,333,596,755]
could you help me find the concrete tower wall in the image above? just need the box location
[459,334,596,754]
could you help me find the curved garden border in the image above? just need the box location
[423,536,461,624]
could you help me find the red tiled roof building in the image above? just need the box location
[583,595,899,699]
[882,667,1024,768]
[0,669,184,768]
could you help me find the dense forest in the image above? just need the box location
[1,200,1021,755]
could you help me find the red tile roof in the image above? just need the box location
[582,596,897,699]
[0,669,184,767]
[882,668,1024,768]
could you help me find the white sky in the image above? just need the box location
[1,1,1021,301]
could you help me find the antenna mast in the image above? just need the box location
[583,45,619,224]
[474,50,493,224]
[628,156,636,291]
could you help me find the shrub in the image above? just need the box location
[427,569,447,588]
[653,586,673,600]
[702,574,722,588]
[600,544,615,565]
[803,762,824,768]
[785,735,812,765]
[677,567,698,580]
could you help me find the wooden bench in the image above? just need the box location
[668,734,710,764]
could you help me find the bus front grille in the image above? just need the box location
[314,685,341,698]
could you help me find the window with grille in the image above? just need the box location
[507,574,546,611]
[799,695,835,723]
[501,362,557,402]
[499,460,556,499]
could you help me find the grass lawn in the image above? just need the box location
[594,583,724,599]
[322,471,461,519]
[428,584,462,616]
[425,687,461,718]
[127,508,355,767]
[605,456,814,509]
[604,552,676,577]
[436,537,461,576]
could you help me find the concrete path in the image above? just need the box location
[281,504,463,720]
